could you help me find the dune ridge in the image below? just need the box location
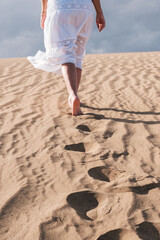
[0,52,160,239]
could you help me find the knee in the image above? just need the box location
[61,62,76,70]
[62,62,75,67]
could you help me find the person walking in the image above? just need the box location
[27,0,105,116]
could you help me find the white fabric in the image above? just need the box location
[27,0,94,75]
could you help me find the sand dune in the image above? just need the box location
[0,52,160,239]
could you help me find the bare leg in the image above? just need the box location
[76,67,83,106]
[76,67,82,92]
[61,63,83,116]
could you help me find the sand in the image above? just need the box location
[0,52,160,240]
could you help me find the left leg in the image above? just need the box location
[61,62,83,116]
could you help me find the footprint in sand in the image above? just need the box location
[97,228,140,240]
[97,228,122,240]
[76,124,91,133]
[88,166,160,195]
[64,142,85,152]
[64,141,101,155]
[88,167,110,182]
[88,166,125,182]
[136,222,160,240]
[135,222,160,240]
[66,191,98,220]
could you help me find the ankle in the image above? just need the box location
[69,92,78,99]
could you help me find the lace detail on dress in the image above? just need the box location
[45,37,86,58]
[48,3,93,11]
[46,39,76,48]
[46,36,86,49]
[77,36,86,48]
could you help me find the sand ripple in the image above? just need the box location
[0,52,160,239]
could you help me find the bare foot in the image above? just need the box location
[68,96,83,108]
[69,95,83,116]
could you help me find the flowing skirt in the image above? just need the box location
[27,0,94,75]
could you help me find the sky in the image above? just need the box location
[0,0,160,58]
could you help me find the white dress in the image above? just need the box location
[27,0,94,75]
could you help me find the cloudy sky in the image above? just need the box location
[0,0,160,58]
